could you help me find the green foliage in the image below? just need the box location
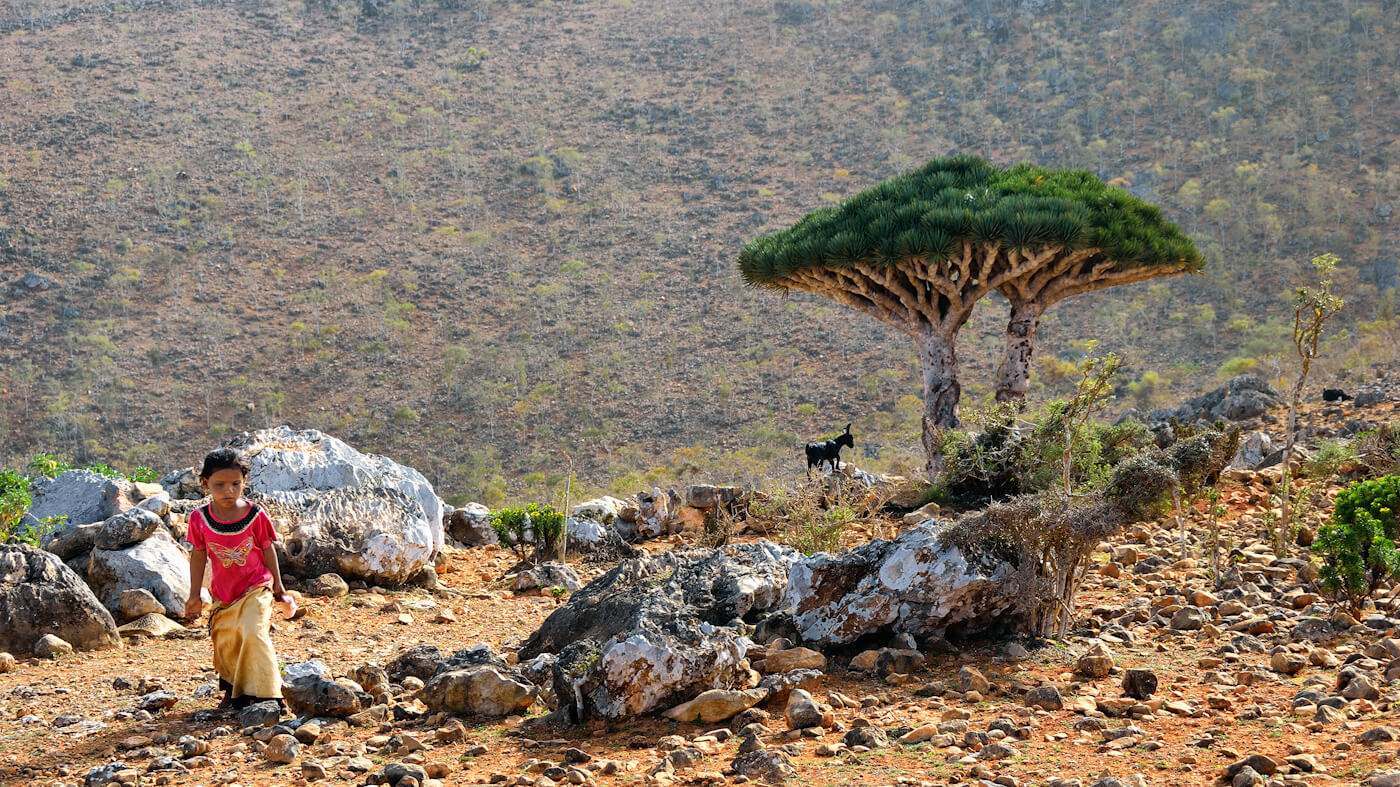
[1302,439,1357,480]
[1314,476,1400,617]
[128,466,160,483]
[0,468,33,541]
[489,502,566,564]
[937,348,1151,503]
[738,154,1202,287]
[27,454,73,479]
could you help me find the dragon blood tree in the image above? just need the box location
[738,154,1203,478]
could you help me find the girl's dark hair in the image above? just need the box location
[199,447,250,479]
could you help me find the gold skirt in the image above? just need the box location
[207,585,282,700]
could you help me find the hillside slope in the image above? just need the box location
[1,0,1397,502]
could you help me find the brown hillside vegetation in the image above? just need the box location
[1,0,1398,502]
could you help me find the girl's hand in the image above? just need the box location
[183,597,204,621]
[277,594,297,620]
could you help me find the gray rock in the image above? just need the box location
[420,666,538,717]
[1026,685,1063,710]
[788,521,1018,647]
[117,589,165,622]
[508,561,582,593]
[34,633,73,658]
[228,426,444,585]
[730,750,796,783]
[282,676,362,717]
[137,690,178,711]
[87,529,191,618]
[1359,725,1400,743]
[238,701,283,728]
[843,725,889,749]
[94,508,163,551]
[27,469,131,529]
[978,741,1020,760]
[784,689,825,730]
[521,542,799,720]
[382,763,429,785]
[85,762,131,787]
[1291,617,1336,641]
[445,503,496,546]
[1122,669,1157,700]
[1170,607,1208,630]
[0,544,120,655]
[1144,375,1284,431]
[1355,388,1388,407]
[304,573,349,598]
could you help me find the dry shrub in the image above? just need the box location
[740,477,891,555]
[942,428,1235,637]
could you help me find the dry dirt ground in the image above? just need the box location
[3,404,1400,787]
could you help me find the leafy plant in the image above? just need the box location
[27,454,73,479]
[128,466,160,483]
[489,503,566,565]
[0,469,35,544]
[1277,252,1345,553]
[1313,476,1400,618]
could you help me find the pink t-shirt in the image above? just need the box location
[187,502,278,604]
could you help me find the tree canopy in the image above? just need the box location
[739,154,1203,301]
[738,154,1204,478]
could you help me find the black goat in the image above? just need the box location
[1322,388,1352,402]
[805,423,854,475]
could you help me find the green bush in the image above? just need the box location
[27,454,72,479]
[0,468,34,543]
[1314,476,1400,617]
[490,502,566,564]
[935,402,1154,504]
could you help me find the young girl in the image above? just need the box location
[183,447,291,710]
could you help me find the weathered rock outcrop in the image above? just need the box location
[224,427,445,586]
[27,469,131,530]
[520,542,800,720]
[1135,375,1283,442]
[787,522,1018,647]
[87,529,192,618]
[0,544,121,655]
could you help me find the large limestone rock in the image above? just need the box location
[26,469,131,529]
[520,542,800,720]
[786,521,1017,647]
[0,544,120,655]
[87,529,192,618]
[226,427,445,585]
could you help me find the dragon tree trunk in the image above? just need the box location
[995,298,1043,405]
[916,325,961,480]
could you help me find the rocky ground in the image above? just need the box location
[5,399,1400,787]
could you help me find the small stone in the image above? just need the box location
[302,759,327,781]
[0,652,15,673]
[1077,642,1115,678]
[784,689,830,730]
[117,589,166,621]
[1271,651,1307,675]
[305,573,349,598]
[959,665,990,694]
[1026,685,1063,710]
[1121,669,1157,700]
[760,647,825,673]
[34,634,74,658]
[264,734,300,764]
